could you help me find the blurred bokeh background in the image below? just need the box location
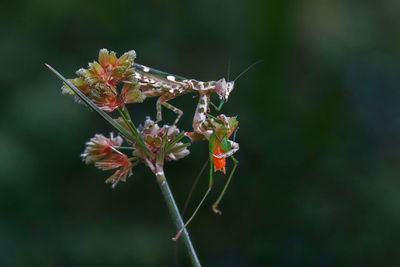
[1,0,400,266]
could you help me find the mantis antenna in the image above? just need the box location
[227,57,231,82]
[233,59,264,82]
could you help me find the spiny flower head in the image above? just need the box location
[81,133,123,164]
[77,48,136,89]
[62,49,145,112]
[81,132,133,188]
[95,153,133,188]
[134,118,190,171]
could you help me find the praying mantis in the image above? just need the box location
[129,61,241,240]
[131,61,240,173]
[50,48,262,247]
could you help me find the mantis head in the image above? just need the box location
[215,78,235,102]
[215,59,263,102]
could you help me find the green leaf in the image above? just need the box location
[208,134,216,152]
[167,143,191,154]
[45,64,136,143]
[161,127,169,148]
[165,131,185,151]
[115,108,149,154]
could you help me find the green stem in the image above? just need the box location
[155,170,201,267]
[117,107,149,153]
[117,107,139,137]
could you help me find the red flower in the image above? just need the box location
[81,133,123,164]
[95,154,133,188]
[95,153,131,170]
[81,133,133,188]
[62,49,145,112]
[133,118,190,173]
[78,49,136,90]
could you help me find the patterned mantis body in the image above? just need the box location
[131,63,240,238]
[132,63,233,127]
[131,62,239,179]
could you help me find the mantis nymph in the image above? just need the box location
[129,60,241,240]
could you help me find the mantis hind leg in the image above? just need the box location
[212,156,239,215]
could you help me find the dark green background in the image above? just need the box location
[1,0,400,266]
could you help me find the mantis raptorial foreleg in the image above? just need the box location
[156,97,163,122]
[212,140,239,159]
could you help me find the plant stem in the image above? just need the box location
[117,107,149,153]
[117,107,139,137]
[155,170,201,267]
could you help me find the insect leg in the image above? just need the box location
[212,140,239,159]
[156,97,163,123]
[210,100,224,111]
[193,93,210,134]
[172,136,216,241]
[142,88,162,98]
[160,100,183,125]
[212,155,239,215]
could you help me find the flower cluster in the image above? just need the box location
[81,133,133,188]
[134,117,190,173]
[55,48,238,190]
[62,49,145,111]
[81,118,190,188]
